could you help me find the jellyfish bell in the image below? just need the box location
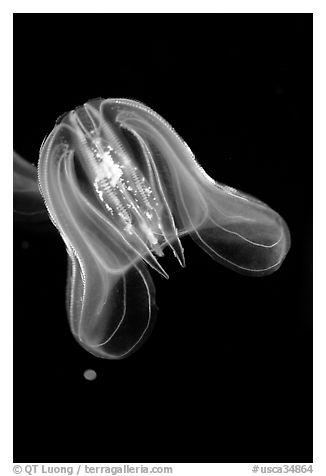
[16,97,291,359]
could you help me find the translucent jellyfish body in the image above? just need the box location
[17,98,290,359]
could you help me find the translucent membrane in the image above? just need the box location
[17,98,291,359]
[13,151,48,223]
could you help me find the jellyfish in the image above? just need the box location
[13,98,290,359]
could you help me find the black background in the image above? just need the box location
[14,14,312,463]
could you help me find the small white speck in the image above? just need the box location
[83,369,97,381]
